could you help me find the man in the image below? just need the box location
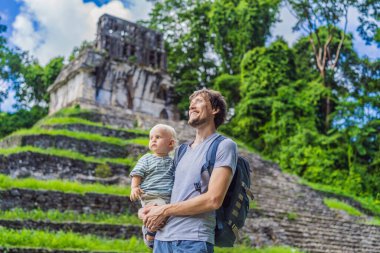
[142,88,238,253]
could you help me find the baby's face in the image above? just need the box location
[149,127,174,157]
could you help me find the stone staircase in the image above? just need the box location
[242,151,380,252]
[0,108,379,252]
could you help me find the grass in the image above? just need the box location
[0,174,131,196]
[366,217,380,226]
[5,128,149,147]
[286,212,298,221]
[300,179,380,217]
[0,226,302,253]
[0,227,148,252]
[0,146,136,167]
[250,200,258,209]
[323,198,363,217]
[0,208,141,225]
[37,116,149,136]
[52,106,92,117]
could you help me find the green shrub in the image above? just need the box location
[95,163,112,178]
[286,212,298,221]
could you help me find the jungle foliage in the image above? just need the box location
[0,1,379,201]
[146,0,379,201]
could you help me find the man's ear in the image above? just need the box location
[212,107,220,115]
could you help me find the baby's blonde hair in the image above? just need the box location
[150,124,177,146]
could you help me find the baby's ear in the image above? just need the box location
[169,139,175,149]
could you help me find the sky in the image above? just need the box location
[0,0,378,112]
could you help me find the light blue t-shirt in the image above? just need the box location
[155,133,238,244]
[130,154,174,198]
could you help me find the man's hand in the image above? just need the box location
[130,186,144,201]
[143,204,169,231]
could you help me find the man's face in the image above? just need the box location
[188,94,214,128]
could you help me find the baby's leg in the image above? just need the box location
[140,195,169,248]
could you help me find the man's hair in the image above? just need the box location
[189,88,227,129]
[150,124,177,145]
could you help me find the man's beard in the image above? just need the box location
[188,116,208,127]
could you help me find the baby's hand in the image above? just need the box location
[130,186,144,201]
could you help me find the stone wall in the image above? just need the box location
[0,152,130,180]
[58,108,195,143]
[42,124,147,140]
[0,188,138,214]
[48,50,178,121]
[0,219,140,239]
[0,134,148,158]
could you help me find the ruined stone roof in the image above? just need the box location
[96,14,167,70]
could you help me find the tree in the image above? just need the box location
[146,0,282,116]
[12,56,64,109]
[226,39,298,149]
[209,0,281,74]
[0,105,48,138]
[0,19,24,108]
[286,0,379,132]
[147,0,218,115]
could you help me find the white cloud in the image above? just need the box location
[10,0,153,65]
[0,82,16,113]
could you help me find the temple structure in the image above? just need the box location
[48,14,179,120]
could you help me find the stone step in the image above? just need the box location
[0,188,138,215]
[290,242,375,253]
[0,152,130,181]
[247,210,380,246]
[252,208,366,226]
[41,123,147,140]
[56,109,195,142]
[0,134,148,159]
[254,188,374,216]
[282,226,380,244]
[0,219,141,239]
[253,202,332,216]
[289,238,380,253]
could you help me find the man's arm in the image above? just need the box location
[143,166,232,230]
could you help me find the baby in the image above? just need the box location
[129,124,176,248]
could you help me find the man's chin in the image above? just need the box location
[188,118,206,127]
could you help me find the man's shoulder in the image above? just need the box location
[219,136,237,150]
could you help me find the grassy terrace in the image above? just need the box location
[0,227,147,252]
[0,146,137,167]
[0,174,131,196]
[37,116,149,136]
[323,198,363,217]
[301,179,380,218]
[0,227,302,253]
[0,208,141,225]
[4,128,149,147]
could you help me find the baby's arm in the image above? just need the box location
[130,175,144,201]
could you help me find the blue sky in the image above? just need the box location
[0,0,378,112]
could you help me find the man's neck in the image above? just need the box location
[192,125,216,148]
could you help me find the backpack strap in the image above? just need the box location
[201,134,226,175]
[173,143,188,169]
[201,134,226,231]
